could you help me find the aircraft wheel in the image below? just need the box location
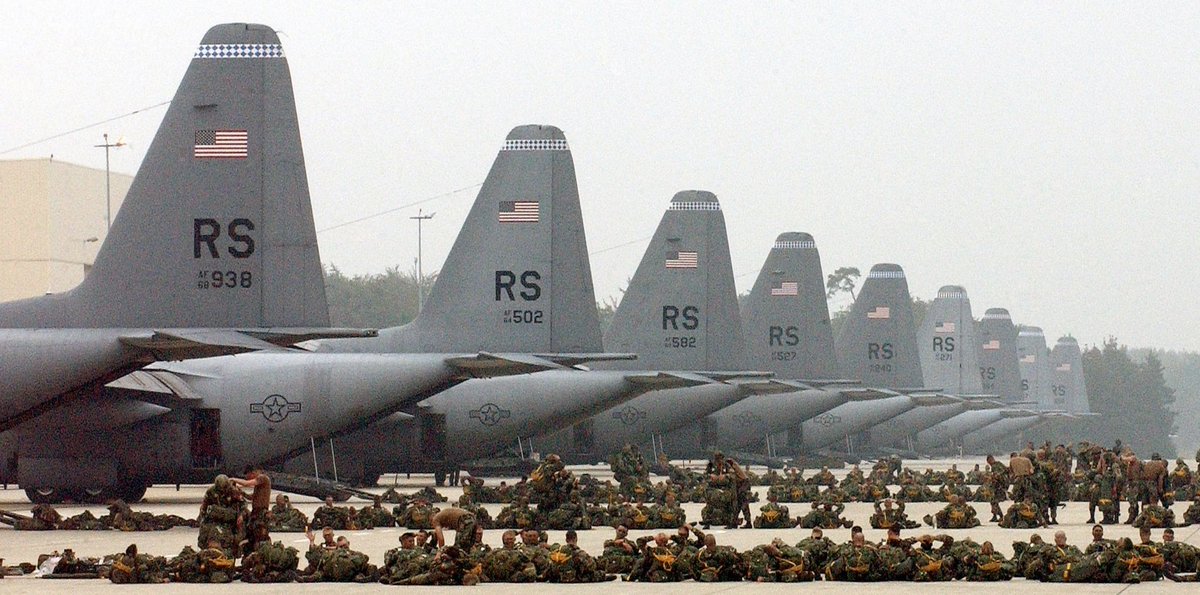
[79,487,113,504]
[24,487,67,504]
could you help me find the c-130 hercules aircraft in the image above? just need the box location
[1,23,593,503]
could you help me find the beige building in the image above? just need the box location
[0,158,131,301]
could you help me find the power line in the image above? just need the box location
[589,235,652,256]
[0,100,171,155]
[317,183,481,234]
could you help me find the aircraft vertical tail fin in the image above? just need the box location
[354,125,601,354]
[917,285,983,394]
[977,308,1023,403]
[740,232,839,378]
[1050,336,1090,414]
[0,23,328,329]
[600,191,743,371]
[833,263,923,389]
[1017,326,1053,409]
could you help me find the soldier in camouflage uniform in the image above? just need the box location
[870,498,919,530]
[654,492,686,528]
[628,533,685,582]
[391,546,478,586]
[108,544,169,584]
[545,530,610,583]
[268,494,308,532]
[495,497,539,530]
[1182,493,1200,526]
[693,533,744,582]
[798,499,852,529]
[1000,495,1048,529]
[1133,503,1175,528]
[241,540,300,583]
[395,498,439,530]
[961,540,1014,581]
[312,495,355,530]
[170,540,236,583]
[299,535,377,583]
[754,492,793,528]
[909,534,955,581]
[378,532,431,585]
[598,525,638,575]
[1160,528,1199,576]
[825,529,880,581]
[479,530,537,582]
[355,495,396,529]
[796,527,836,571]
[197,474,245,556]
[924,494,981,529]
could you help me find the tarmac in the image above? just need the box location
[0,456,1196,593]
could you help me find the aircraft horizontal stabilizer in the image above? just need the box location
[120,330,281,360]
[533,353,638,367]
[691,371,775,382]
[1000,408,1041,418]
[792,378,863,388]
[837,387,901,401]
[444,352,564,378]
[958,395,1005,409]
[241,327,378,346]
[622,372,713,390]
[106,370,205,406]
[730,378,809,395]
[909,393,964,407]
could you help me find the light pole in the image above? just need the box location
[94,133,126,230]
[410,209,435,313]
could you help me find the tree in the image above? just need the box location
[825,267,861,300]
[323,264,433,329]
[1078,338,1176,457]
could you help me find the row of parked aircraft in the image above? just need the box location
[0,24,1091,503]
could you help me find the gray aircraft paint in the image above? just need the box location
[914,408,1006,451]
[960,412,1046,453]
[861,285,986,448]
[1049,336,1090,414]
[1017,326,1054,409]
[14,351,502,490]
[796,264,926,451]
[911,308,1027,451]
[296,127,688,481]
[537,192,756,460]
[918,286,983,394]
[3,25,554,500]
[0,23,335,427]
[687,233,866,454]
[321,125,600,355]
[976,308,1023,403]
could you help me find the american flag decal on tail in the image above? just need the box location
[866,306,890,320]
[194,130,248,158]
[770,281,799,296]
[498,201,539,223]
[935,322,956,333]
[982,339,1000,350]
[665,251,698,269]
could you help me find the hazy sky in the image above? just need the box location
[4,2,1198,350]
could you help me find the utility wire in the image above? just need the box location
[317,183,482,234]
[0,101,171,155]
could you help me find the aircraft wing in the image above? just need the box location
[121,327,378,360]
[444,352,565,378]
[105,369,206,407]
